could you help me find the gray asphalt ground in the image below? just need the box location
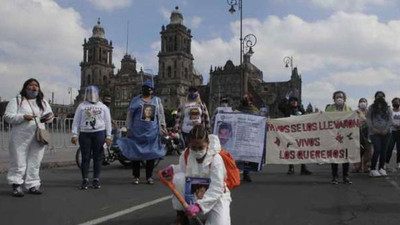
[1,154,400,225]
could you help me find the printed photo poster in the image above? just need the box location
[266,111,361,164]
[185,177,211,205]
[141,104,156,122]
[214,113,267,171]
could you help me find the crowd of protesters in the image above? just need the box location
[5,78,400,225]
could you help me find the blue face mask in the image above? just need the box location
[189,93,198,100]
[26,89,38,99]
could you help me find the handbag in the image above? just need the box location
[26,98,50,145]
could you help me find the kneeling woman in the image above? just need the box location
[161,124,231,225]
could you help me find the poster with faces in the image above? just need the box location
[141,104,156,122]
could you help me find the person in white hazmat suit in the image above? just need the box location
[4,78,54,197]
[160,124,231,225]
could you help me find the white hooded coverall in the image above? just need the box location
[172,135,232,225]
[4,96,53,188]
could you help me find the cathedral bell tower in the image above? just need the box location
[156,6,203,110]
[79,18,115,101]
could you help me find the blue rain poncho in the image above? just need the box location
[117,95,166,161]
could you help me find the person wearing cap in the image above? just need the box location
[117,81,167,185]
[71,85,112,190]
[278,96,312,175]
[325,90,353,184]
[174,86,210,144]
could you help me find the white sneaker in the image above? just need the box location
[369,170,381,177]
[378,168,387,176]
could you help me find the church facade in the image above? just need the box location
[77,7,302,120]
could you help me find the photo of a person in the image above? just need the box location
[194,185,207,200]
[218,122,233,150]
[141,104,155,121]
[189,108,201,120]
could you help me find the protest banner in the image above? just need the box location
[266,111,361,164]
[214,113,267,171]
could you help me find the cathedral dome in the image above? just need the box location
[92,18,105,39]
[170,6,183,25]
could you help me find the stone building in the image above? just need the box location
[209,50,302,118]
[155,7,203,109]
[78,18,115,101]
[76,7,301,120]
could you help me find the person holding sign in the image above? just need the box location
[367,91,392,177]
[278,96,312,175]
[174,86,211,144]
[117,81,167,185]
[236,93,260,182]
[160,124,232,225]
[325,91,352,184]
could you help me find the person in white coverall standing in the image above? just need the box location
[4,78,54,197]
[160,124,231,225]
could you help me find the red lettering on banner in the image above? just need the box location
[295,137,321,147]
[327,150,332,158]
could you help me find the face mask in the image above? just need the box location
[393,104,399,108]
[189,93,198,100]
[142,87,152,96]
[191,148,207,159]
[221,103,228,107]
[359,102,367,109]
[26,89,38,98]
[104,102,110,108]
[335,98,344,106]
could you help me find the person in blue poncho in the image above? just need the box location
[117,81,167,185]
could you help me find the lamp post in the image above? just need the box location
[227,0,257,97]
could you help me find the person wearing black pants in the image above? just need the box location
[367,91,392,177]
[79,131,106,185]
[325,91,353,184]
[132,160,155,184]
[71,86,112,190]
[279,96,312,175]
[386,97,400,170]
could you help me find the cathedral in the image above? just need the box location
[77,7,302,120]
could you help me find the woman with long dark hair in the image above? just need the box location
[367,91,392,177]
[4,78,54,197]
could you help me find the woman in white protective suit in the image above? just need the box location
[160,124,231,225]
[4,78,54,197]
[71,85,112,190]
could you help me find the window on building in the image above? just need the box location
[167,66,171,78]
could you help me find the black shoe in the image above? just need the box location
[343,177,352,184]
[287,168,295,175]
[28,186,42,195]
[92,179,101,189]
[12,184,24,197]
[331,177,339,185]
[79,179,89,190]
[301,169,312,175]
[242,173,252,182]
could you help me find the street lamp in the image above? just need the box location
[227,0,257,97]
[283,56,294,71]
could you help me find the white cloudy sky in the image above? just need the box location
[1,0,400,110]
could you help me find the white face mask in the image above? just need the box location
[359,102,367,109]
[335,98,344,106]
[191,148,207,159]
[221,103,228,107]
